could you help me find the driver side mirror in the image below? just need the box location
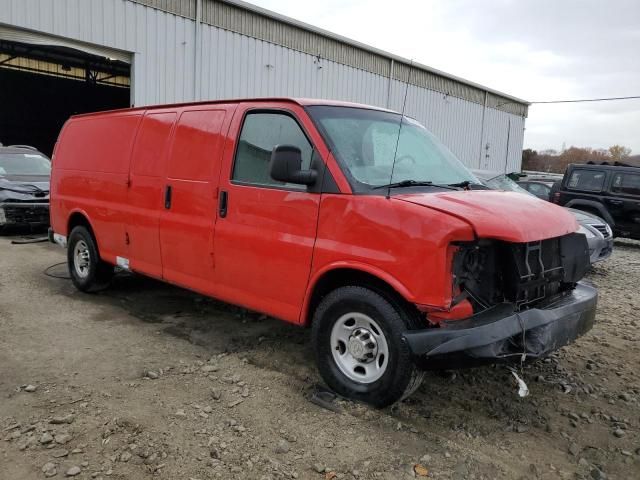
[269,145,317,186]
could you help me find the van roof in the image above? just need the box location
[70,98,396,120]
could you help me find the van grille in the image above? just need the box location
[454,234,590,313]
[499,238,565,309]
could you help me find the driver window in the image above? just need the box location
[233,112,313,187]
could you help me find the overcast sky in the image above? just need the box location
[251,0,640,154]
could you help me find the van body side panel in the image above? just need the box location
[305,195,475,323]
[52,113,143,262]
[159,107,230,291]
[211,102,325,323]
[213,187,321,321]
[127,111,178,278]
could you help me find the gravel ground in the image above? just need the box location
[0,235,638,480]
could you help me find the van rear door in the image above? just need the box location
[159,108,231,291]
[127,111,177,277]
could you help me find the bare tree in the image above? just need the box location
[608,145,632,162]
[522,145,633,173]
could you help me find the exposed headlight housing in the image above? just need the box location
[605,223,613,237]
[577,224,595,239]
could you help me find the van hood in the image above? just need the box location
[395,190,578,243]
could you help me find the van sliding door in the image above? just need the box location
[159,108,229,291]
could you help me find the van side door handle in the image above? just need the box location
[164,185,172,209]
[219,190,228,218]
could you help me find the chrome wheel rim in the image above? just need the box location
[73,240,90,278]
[330,312,389,384]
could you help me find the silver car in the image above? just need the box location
[570,208,613,263]
[472,170,613,263]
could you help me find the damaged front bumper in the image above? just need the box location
[404,282,597,365]
[0,201,50,226]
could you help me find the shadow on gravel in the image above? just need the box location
[51,264,594,440]
[86,272,315,379]
[613,238,640,250]
[0,225,48,237]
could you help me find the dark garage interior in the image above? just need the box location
[0,39,131,157]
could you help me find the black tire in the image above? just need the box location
[67,226,113,292]
[311,286,424,408]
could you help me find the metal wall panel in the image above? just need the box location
[196,0,527,116]
[129,0,196,18]
[478,108,525,173]
[197,25,523,171]
[199,25,391,105]
[0,0,525,171]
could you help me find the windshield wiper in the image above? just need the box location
[373,180,434,190]
[447,180,471,188]
[445,180,488,190]
[374,179,463,191]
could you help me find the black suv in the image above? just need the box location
[553,163,640,239]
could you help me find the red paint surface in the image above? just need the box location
[395,191,579,243]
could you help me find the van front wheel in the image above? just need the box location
[312,286,423,408]
[67,226,113,292]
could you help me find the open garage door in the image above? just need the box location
[0,32,131,157]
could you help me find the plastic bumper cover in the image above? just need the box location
[0,202,49,225]
[593,237,613,262]
[403,282,597,361]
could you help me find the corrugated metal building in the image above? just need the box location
[0,0,529,170]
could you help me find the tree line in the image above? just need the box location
[522,145,637,173]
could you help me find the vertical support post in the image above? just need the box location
[386,58,394,108]
[503,117,511,173]
[194,0,203,101]
[130,53,136,107]
[477,90,488,168]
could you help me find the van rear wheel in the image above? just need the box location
[67,226,113,292]
[312,286,424,408]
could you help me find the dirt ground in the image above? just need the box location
[1,235,638,480]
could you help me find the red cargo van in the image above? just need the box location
[49,98,597,406]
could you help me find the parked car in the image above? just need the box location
[553,163,640,240]
[473,170,613,263]
[517,179,554,201]
[0,145,51,231]
[49,99,597,407]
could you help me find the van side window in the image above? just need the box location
[232,112,313,187]
[567,170,605,192]
[611,172,640,196]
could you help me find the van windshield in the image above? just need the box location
[307,105,477,192]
